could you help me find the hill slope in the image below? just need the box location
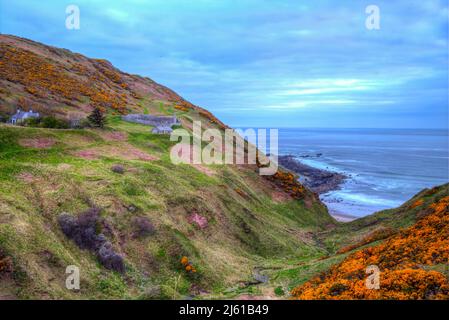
[291,185,449,299]
[0,35,447,300]
[0,35,332,299]
[0,34,225,127]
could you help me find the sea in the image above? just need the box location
[277,128,449,218]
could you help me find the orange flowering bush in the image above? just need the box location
[265,170,307,200]
[174,104,190,112]
[292,195,449,300]
[180,256,188,266]
[180,256,197,273]
[410,199,424,209]
[235,188,249,199]
[0,44,128,114]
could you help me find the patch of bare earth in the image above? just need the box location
[192,165,216,176]
[61,134,95,147]
[187,212,208,229]
[74,149,98,160]
[271,189,291,203]
[19,138,55,149]
[73,144,158,161]
[17,172,35,183]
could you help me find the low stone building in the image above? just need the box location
[122,114,180,135]
[122,114,180,127]
[151,126,173,134]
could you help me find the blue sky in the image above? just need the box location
[1,0,448,128]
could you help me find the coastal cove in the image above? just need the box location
[277,128,449,220]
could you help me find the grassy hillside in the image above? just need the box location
[0,115,335,299]
[0,34,447,300]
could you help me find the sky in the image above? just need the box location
[1,0,448,128]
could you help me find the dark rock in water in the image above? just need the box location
[278,155,347,194]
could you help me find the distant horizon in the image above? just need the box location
[231,126,449,130]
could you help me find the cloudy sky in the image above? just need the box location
[1,0,448,128]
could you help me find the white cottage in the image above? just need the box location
[10,109,40,125]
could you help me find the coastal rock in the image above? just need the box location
[278,155,347,194]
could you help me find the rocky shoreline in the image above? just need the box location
[278,155,347,194]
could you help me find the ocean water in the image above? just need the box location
[277,128,449,218]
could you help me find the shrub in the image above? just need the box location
[22,117,41,127]
[58,207,125,273]
[88,107,107,128]
[132,216,155,238]
[291,195,449,300]
[0,45,127,114]
[97,242,125,273]
[274,286,285,296]
[111,165,125,174]
[58,207,104,251]
[180,256,197,273]
[174,104,189,112]
[261,167,307,200]
[410,199,424,209]
[329,283,349,296]
[0,250,13,274]
[23,116,70,129]
[42,116,70,129]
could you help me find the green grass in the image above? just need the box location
[0,118,338,299]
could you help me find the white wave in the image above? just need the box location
[329,191,402,207]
